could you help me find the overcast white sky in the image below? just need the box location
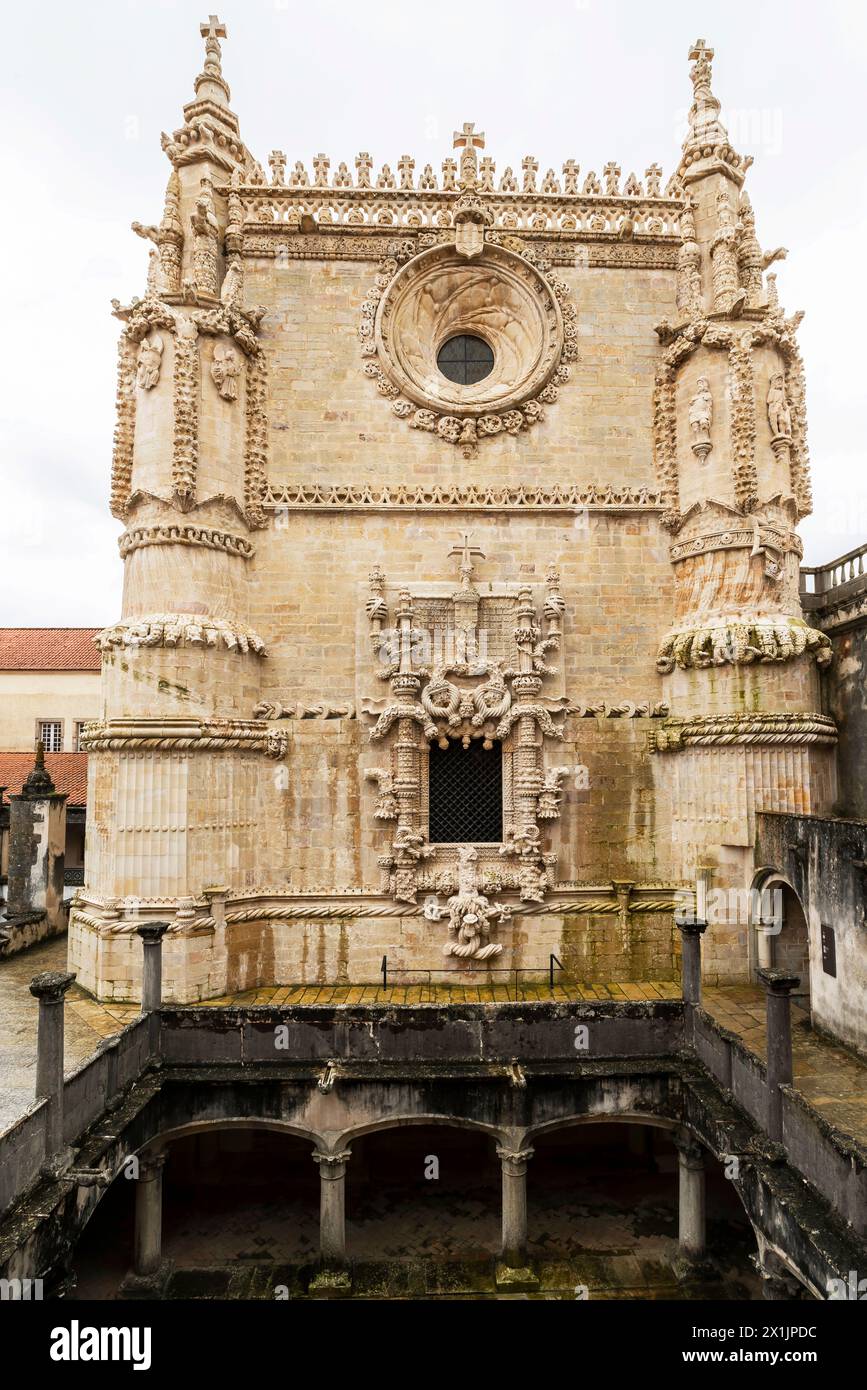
[2,0,866,624]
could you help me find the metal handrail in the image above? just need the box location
[380,954,565,1000]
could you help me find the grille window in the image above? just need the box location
[428,739,503,843]
[436,333,494,385]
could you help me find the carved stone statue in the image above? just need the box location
[442,847,505,961]
[211,342,241,401]
[688,376,713,459]
[136,334,163,390]
[767,373,792,439]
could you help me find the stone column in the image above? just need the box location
[758,968,799,1143]
[676,918,707,1006]
[134,1152,167,1278]
[5,748,68,952]
[674,1130,706,1263]
[311,1149,352,1295]
[29,970,75,1156]
[496,1144,538,1291]
[137,922,170,1013]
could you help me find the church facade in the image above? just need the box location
[71,23,836,1005]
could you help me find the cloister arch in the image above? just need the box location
[750,867,811,1000]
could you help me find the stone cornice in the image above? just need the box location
[80,718,286,758]
[262,482,664,512]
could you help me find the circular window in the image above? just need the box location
[437,334,494,385]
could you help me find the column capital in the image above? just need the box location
[138,1151,168,1179]
[136,921,171,945]
[673,1129,705,1166]
[676,917,708,938]
[313,1149,351,1175]
[29,970,76,1002]
[496,1144,535,1172]
[758,967,800,996]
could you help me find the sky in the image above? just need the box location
[2,0,866,624]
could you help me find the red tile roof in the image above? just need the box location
[0,629,101,672]
[0,753,89,806]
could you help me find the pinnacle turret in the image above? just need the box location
[678,39,751,188]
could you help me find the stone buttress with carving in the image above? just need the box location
[70,23,836,1001]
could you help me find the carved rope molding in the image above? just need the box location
[649,711,837,753]
[262,482,663,510]
[80,718,287,759]
[118,525,255,559]
[95,613,268,656]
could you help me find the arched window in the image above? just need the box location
[428,740,502,843]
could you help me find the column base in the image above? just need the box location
[119,1260,174,1299]
[495,1262,539,1292]
[309,1265,352,1299]
[673,1253,717,1283]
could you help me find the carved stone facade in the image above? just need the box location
[71,24,840,1003]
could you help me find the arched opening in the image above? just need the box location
[525,1121,761,1299]
[70,1127,319,1299]
[752,871,811,1008]
[345,1124,501,1280]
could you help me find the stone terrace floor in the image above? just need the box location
[1,938,865,1145]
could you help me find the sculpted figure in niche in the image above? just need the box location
[767,373,792,439]
[190,178,220,299]
[211,343,241,401]
[688,376,713,458]
[136,334,163,390]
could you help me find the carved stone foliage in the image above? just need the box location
[118,524,254,560]
[656,615,832,673]
[359,236,577,450]
[361,546,576,912]
[96,612,267,656]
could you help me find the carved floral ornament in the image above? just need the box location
[359,235,577,449]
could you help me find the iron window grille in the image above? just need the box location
[428,738,503,843]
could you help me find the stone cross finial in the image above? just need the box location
[201,14,227,41]
[398,154,415,189]
[645,163,662,197]
[200,14,226,76]
[313,153,330,186]
[355,152,372,188]
[441,157,457,190]
[454,122,485,189]
[562,159,580,194]
[522,155,539,192]
[453,121,485,151]
[449,534,485,584]
[688,38,715,98]
[603,162,621,195]
[268,150,286,185]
